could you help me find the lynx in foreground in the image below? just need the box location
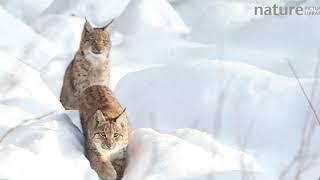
[80,85,129,180]
[60,19,113,110]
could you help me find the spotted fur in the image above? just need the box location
[60,19,113,110]
[80,85,129,180]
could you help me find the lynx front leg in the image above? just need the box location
[87,146,117,180]
[111,147,128,180]
[112,157,127,180]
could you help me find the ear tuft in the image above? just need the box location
[114,108,126,122]
[102,20,113,33]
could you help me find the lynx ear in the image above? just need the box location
[93,110,105,125]
[113,108,126,123]
[84,18,94,32]
[88,110,105,139]
[102,20,113,33]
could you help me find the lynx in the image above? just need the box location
[80,85,129,180]
[60,19,113,110]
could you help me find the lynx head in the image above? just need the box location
[80,19,113,58]
[89,109,128,150]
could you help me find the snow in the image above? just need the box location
[0,0,320,180]
[114,0,189,35]
[0,8,59,70]
[169,0,320,78]
[124,128,262,180]
[0,112,99,180]
[31,15,84,56]
[115,61,320,179]
[0,0,53,24]
[43,0,130,26]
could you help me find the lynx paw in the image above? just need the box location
[100,166,117,180]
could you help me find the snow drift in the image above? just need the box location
[0,0,320,180]
[115,61,320,180]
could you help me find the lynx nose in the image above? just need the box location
[92,42,105,54]
[92,49,103,54]
[104,143,113,149]
[105,139,114,149]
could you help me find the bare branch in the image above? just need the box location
[287,60,320,125]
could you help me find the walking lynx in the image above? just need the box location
[80,85,129,180]
[60,19,113,110]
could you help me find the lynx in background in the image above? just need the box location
[80,85,129,180]
[60,19,113,110]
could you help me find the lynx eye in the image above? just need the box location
[89,36,94,40]
[99,133,106,138]
[114,133,120,138]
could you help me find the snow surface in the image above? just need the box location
[115,60,320,180]
[0,0,320,180]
